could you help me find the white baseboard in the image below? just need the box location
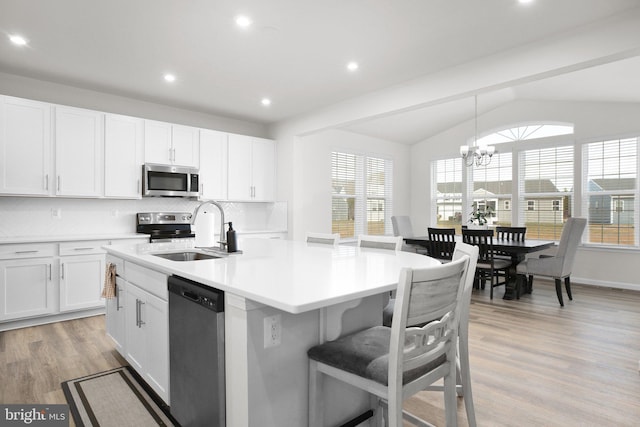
[0,307,105,332]
[571,276,640,292]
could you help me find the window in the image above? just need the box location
[519,146,574,240]
[433,158,463,231]
[477,123,574,146]
[331,151,393,238]
[472,151,512,226]
[583,138,637,246]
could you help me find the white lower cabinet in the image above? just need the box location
[105,276,126,354]
[0,258,55,321]
[122,263,170,404]
[59,254,106,312]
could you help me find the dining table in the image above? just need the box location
[404,235,556,299]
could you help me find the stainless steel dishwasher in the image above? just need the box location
[168,275,225,427]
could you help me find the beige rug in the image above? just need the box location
[62,366,175,427]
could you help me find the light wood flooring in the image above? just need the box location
[1,280,639,426]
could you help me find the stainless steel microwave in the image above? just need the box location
[143,163,200,197]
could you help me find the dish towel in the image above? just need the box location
[101,263,116,299]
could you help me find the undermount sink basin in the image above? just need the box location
[152,251,221,261]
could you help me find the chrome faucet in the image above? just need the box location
[192,200,226,251]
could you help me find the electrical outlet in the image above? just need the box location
[263,314,281,348]
[51,208,62,219]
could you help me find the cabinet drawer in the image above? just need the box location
[0,243,56,260]
[124,261,168,300]
[59,240,109,256]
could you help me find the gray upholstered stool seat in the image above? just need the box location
[308,326,446,386]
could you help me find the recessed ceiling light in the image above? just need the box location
[164,74,176,82]
[235,15,253,28]
[261,98,271,106]
[347,61,359,72]
[9,34,28,46]
[518,0,534,4]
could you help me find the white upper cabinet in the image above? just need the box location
[0,96,52,196]
[172,124,199,168]
[144,120,199,168]
[104,114,143,198]
[199,129,228,200]
[228,134,276,201]
[55,106,104,197]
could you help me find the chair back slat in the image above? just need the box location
[427,227,456,262]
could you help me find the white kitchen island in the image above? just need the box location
[104,238,440,427]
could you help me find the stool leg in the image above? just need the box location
[308,360,323,427]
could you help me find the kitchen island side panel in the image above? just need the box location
[225,293,383,427]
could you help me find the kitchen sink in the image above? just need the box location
[152,251,222,261]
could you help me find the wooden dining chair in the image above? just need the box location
[462,228,511,299]
[308,256,471,427]
[423,241,479,427]
[494,226,526,260]
[427,227,456,263]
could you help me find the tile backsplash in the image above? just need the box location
[0,197,287,238]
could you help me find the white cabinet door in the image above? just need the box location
[252,137,276,201]
[142,290,169,403]
[104,114,143,198]
[124,281,169,403]
[125,283,146,373]
[199,129,228,200]
[0,96,52,196]
[106,277,126,354]
[0,258,54,321]
[145,120,199,168]
[59,254,105,312]
[172,124,199,168]
[144,120,172,164]
[227,133,254,200]
[55,106,103,197]
[228,134,276,201]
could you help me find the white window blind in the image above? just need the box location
[582,138,637,246]
[519,145,574,240]
[332,152,393,238]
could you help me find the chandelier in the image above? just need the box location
[460,95,495,167]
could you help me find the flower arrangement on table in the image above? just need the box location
[468,205,493,226]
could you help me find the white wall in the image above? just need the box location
[287,129,411,241]
[411,99,640,290]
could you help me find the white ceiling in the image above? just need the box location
[1,0,640,139]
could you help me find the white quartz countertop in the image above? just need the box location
[104,238,441,314]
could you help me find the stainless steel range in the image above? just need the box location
[136,212,195,243]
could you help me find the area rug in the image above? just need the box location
[61,366,175,427]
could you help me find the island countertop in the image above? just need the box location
[104,238,440,314]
